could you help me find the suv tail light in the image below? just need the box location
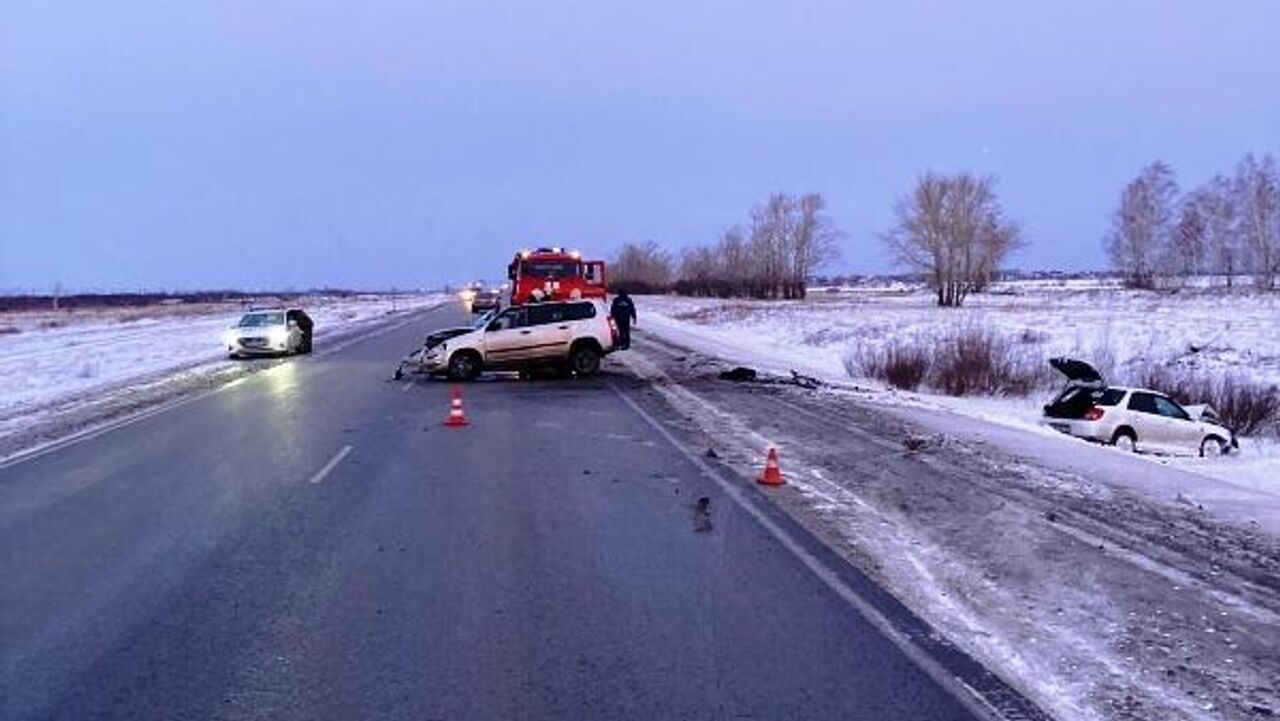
[1083,406,1106,421]
[607,315,619,343]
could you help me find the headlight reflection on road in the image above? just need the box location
[263,361,299,400]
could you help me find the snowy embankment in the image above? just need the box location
[0,293,449,447]
[635,283,1280,527]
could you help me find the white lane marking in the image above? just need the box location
[609,383,1009,721]
[0,306,450,471]
[314,310,436,358]
[308,445,353,484]
[402,381,414,393]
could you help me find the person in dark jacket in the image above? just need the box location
[610,292,637,349]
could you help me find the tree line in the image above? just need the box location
[610,151,1279,306]
[612,177,1021,307]
[1107,153,1279,290]
[610,192,843,300]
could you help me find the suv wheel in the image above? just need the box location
[1112,429,1137,453]
[569,345,601,378]
[448,352,482,381]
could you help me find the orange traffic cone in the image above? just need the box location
[758,447,785,486]
[443,386,469,427]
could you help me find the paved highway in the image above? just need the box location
[1,303,987,720]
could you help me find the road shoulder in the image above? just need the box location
[612,334,1280,721]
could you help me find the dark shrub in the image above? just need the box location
[846,327,1047,396]
[1139,365,1280,436]
[930,327,1047,396]
[845,340,931,390]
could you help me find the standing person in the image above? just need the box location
[610,291,637,349]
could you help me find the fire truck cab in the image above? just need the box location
[507,247,607,306]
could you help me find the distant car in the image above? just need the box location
[419,299,616,380]
[225,308,313,358]
[469,289,503,313]
[1041,357,1236,457]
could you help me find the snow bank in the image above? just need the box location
[634,284,1280,525]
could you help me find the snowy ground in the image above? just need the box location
[0,293,449,454]
[620,306,1280,721]
[634,282,1280,519]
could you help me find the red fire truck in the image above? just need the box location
[506,247,607,305]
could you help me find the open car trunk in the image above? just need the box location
[1043,357,1108,419]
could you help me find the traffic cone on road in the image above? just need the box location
[443,386,469,427]
[757,447,785,486]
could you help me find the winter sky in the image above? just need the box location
[2,0,1278,291]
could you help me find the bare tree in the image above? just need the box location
[673,192,842,299]
[1168,189,1209,281]
[1106,161,1178,290]
[790,193,842,299]
[1200,175,1242,287]
[748,193,795,299]
[882,172,1021,307]
[611,241,674,293]
[1234,153,1280,290]
[677,246,717,296]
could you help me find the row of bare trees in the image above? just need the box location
[610,192,842,299]
[881,172,1022,307]
[609,240,676,294]
[677,192,842,299]
[1107,153,1279,290]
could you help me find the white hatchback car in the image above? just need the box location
[225,308,313,358]
[1041,358,1236,457]
[421,299,617,380]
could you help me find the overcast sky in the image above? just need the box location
[2,0,1277,292]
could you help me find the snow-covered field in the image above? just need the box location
[0,293,449,448]
[635,282,1280,522]
[626,282,1280,720]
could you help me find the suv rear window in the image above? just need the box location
[564,302,596,321]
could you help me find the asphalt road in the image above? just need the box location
[0,302,983,721]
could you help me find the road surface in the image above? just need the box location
[1,303,991,720]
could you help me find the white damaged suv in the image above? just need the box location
[1041,357,1237,457]
[421,299,617,380]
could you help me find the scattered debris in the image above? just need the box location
[902,435,930,452]
[704,447,720,459]
[693,496,713,533]
[789,370,823,389]
[716,365,823,390]
[1045,511,1059,523]
[718,366,758,382]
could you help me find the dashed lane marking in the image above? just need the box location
[308,445,353,484]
